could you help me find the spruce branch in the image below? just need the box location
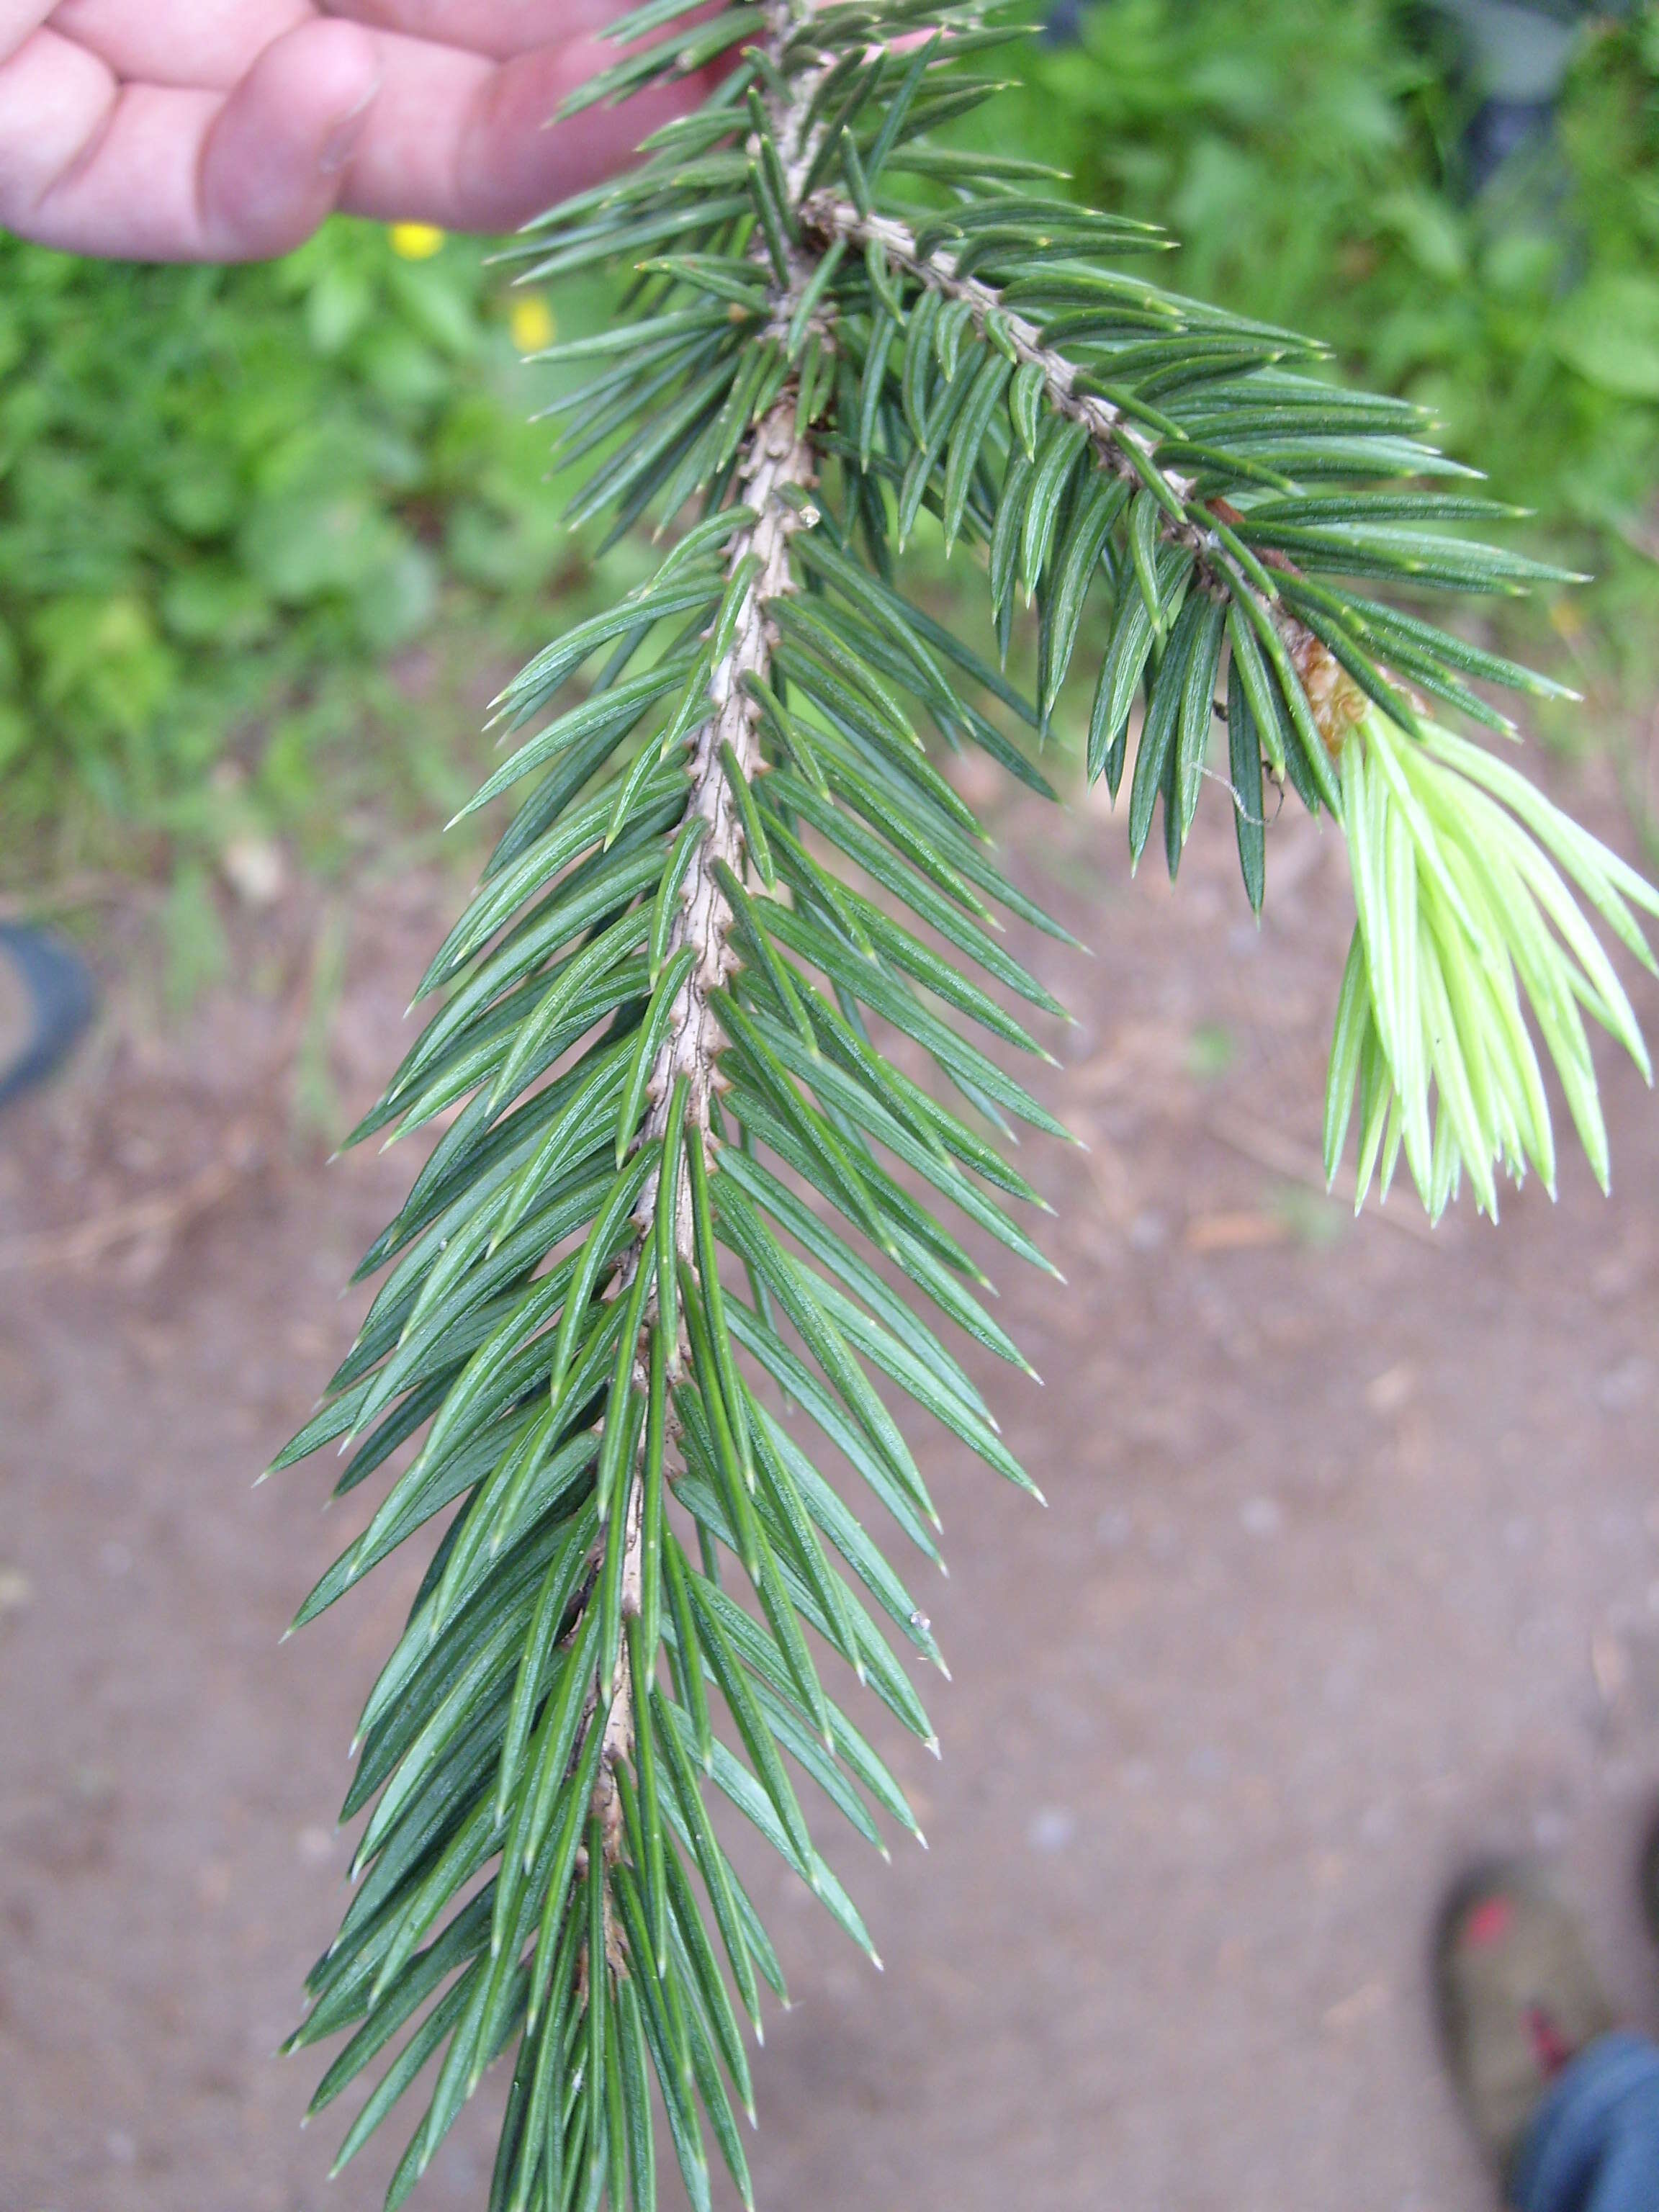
[269,4,1659,2206]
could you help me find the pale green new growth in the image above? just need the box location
[269,3,1658,2206]
[1328,714,1658,1222]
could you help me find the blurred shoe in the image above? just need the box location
[1434,1859,1618,2175]
[1461,92,1560,193]
[1434,0,1617,199]
[1043,0,1084,46]
[1637,1815,1659,1954]
[0,922,95,1112]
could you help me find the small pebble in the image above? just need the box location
[1027,1807,1076,1854]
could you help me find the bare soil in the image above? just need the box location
[4,752,1659,2212]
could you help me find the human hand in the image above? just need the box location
[1,3,724,261]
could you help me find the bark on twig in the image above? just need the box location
[590,17,827,1861]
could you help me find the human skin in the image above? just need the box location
[0,1,724,261]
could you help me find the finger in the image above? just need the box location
[1,4,55,66]
[0,25,129,244]
[3,17,380,258]
[200,16,382,253]
[42,0,313,89]
[323,1,600,66]
[336,23,721,233]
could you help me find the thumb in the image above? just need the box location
[199,19,382,262]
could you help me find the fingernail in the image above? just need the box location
[320,79,380,176]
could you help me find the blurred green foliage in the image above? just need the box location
[4,1,1658,881]
[987,1,1659,572]
[0,220,590,870]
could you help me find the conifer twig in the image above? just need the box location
[633,398,815,1218]
[270,7,1659,2203]
[598,37,827,1870]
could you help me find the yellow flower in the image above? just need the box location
[390,222,445,261]
[511,297,557,354]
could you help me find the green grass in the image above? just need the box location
[989,4,1659,530]
[973,5,1659,681]
[0,221,632,884]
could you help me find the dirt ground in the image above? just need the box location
[4,749,1659,2212]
